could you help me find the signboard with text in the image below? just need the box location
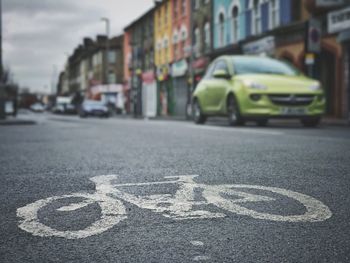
[328,7,350,33]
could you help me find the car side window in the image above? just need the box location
[213,60,229,75]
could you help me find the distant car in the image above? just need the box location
[52,104,65,114]
[79,100,110,118]
[30,103,45,113]
[192,56,325,127]
[65,103,77,115]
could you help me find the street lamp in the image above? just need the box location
[101,17,110,85]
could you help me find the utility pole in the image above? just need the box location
[0,0,2,79]
[101,18,110,85]
[0,0,5,119]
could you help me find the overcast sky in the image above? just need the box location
[3,0,154,93]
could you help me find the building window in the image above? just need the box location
[252,0,261,35]
[174,0,178,19]
[108,51,116,64]
[219,13,225,47]
[165,4,168,25]
[270,0,280,29]
[232,6,239,43]
[182,0,186,16]
[204,22,210,52]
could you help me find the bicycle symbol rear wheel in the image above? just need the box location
[17,193,127,239]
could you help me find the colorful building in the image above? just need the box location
[154,0,174,116]
[124,7,156,118]
[112,0,350,121]
[191,0,213,87]
[213,0,246,52]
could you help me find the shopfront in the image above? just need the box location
[142,71,157,118]
[157,65,173,116]
[328,6,350,121]
[171,59,189,117]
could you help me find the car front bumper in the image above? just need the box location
[239,93,325,118]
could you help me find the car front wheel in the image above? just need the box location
[227,95,245,126]
[192,100,207,124]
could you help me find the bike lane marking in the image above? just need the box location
[16,175,332,240]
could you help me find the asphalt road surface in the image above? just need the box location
[1,113,350,263]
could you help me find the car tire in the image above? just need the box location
[79,111,87,118]
[301,117,321,127]
[192,100,207,125]
[256,119,268,127]
[227,95,245,126]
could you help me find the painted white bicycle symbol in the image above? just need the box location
[17,175,332,239]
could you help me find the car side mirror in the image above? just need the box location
[213,69,231,79]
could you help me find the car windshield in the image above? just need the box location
[84,101,105,106]
[233,57,299,76]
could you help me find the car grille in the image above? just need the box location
[268,94,315,106]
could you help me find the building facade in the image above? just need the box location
[59,35,124,111]
[191,0,213,89]
[125,7,156,118]
[155,0,174,116]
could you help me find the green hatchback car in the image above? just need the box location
[192,56,325,127]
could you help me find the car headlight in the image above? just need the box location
[242,80,268,90]
[308,82,321,91]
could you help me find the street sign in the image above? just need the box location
[306,18,321,53]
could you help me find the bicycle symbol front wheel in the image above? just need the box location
[17,193,127,239]
[202,184,332,222]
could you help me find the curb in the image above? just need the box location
[0,118,36,126]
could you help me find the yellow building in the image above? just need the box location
[154,0,173,72]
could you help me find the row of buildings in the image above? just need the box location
[58,0,350,121]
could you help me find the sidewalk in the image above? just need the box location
[0,116,36,126]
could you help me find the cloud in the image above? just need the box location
[2,0,154,93]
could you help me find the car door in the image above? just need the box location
[196,62,216,113]
[206,60,231,113]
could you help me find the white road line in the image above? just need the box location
[193,255,211,261]
[188,124,284,135]
[191,241,204,246]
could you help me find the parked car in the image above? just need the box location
[79,100,110,118]
[192,56,325,127]
[30,103,45,113]
[52,104,65,114]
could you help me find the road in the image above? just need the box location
[1,113,349,263]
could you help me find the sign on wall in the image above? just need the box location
[316,0,345,6]
[328,7,350,34]
[243,36,275,55]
